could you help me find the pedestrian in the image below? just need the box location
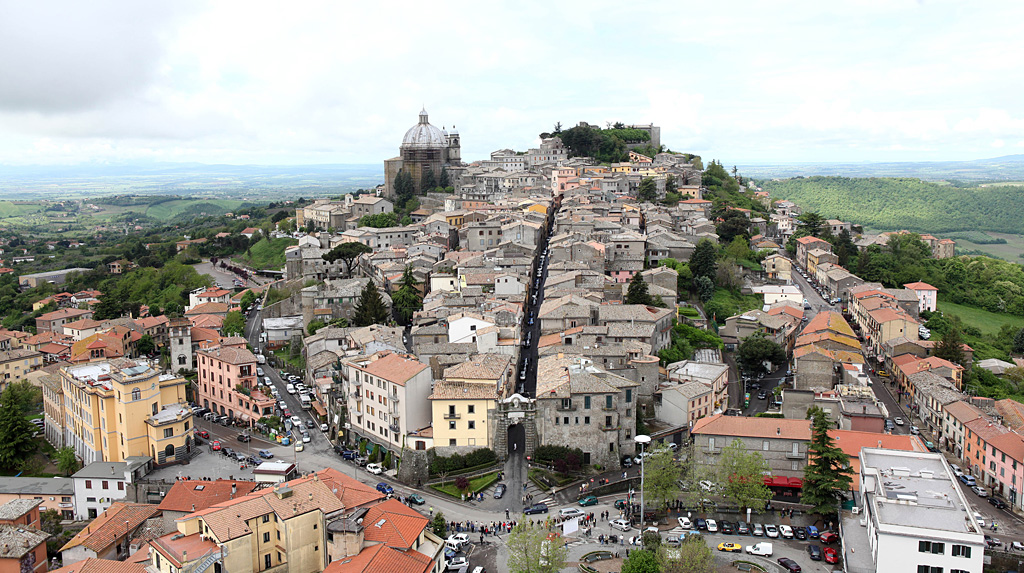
[506,508,510,519]
[429,506,433,516]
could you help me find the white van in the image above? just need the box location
[286,384,296,394]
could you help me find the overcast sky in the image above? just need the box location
[1,0,1022,166]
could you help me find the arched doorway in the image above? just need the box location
[164,444,175,459]
[507,421,525,455]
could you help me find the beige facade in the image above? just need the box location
[0,348,42,392]
[429,354,514,448]
[55,360,193,466]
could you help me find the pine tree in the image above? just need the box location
[353,281,389,327]
[1013,327,1024,354]
[625,271,653,306]
[392,266,423,325]
[637,177,658,202]
[935,327,966,366]
[421,168,437,191]
[802,406,852,515]
[394,170,415,207]
[665,174,677,195]
[0,386,38,471]
[439,167,450,189]
[689,239,718,284]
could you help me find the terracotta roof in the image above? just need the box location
[994,399,1024,433]
[943,400,985,425]
[801,311,855,338]
[157,479,260,513]
[50,558,149,573]
[429,381,499,400]
[355,352,429,386]
[988,432,1024,462]
[359,498,429,549]
[38,308,92,322]
[60,502,160,553]
[690,414,812,441]
[63,318,105,330]
[443,354,511,381]
[903,282,938,291]
[828,429,926,481]
[199,345,256,366]
[309,468,385,508]
[323,543,433,573]
[185,302,229,316]
[147,532,217,569]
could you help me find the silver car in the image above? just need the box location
[752,523,764,536]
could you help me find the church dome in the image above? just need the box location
[402,109,447,148]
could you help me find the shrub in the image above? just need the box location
[429,448,497,476]
[454,476,470,492]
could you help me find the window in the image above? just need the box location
[131,388,140,400]
[263,515,270,523]
[563,417,569,424]
[951,545,972,558]
[85,480,92,489]
[584,416,590,425]
[606,395,613,409]
[584,396,591,409]
[448,405,456,416]
[164,428,173,438]
[265,555,272,569]
[763,441,770,451]
[468,421,476,430]
[152,403,158,415]
[918,541,945,554]
[917,567,943,573]
[118,482,124,491]
[468,405,475,414]
[626,389,632,403]
[263,532,271,543]
[449,421,456,430]
[449,439,457,446]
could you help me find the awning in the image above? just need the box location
[763,476,803,488]
[312,402,327,417]
[240,414,250,422]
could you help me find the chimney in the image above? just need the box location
[776,427,781,435]
[192,504,195,512]
[231,484,237,496]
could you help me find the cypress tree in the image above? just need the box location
[802,407,852,515]
[0,387,37,471]
[353,281,390,327]
[625,271,653,306]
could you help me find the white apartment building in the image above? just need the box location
[842,448,984,573]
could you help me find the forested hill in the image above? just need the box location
[760,176,1024,234]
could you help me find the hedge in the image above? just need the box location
[429,448,497,476]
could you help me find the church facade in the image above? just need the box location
[383,109,463,198]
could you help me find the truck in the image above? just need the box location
[300,395,312,410]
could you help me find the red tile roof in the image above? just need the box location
[50,558,148,573]
[323,543,433,573]
[60,502,160,553]
[903,282,937,291]
[157,479,260,513]
[690,414,811,441]
[828,429,926,480]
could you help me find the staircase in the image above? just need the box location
[182,549,221,573]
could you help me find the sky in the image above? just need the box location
[2,0,1023,167]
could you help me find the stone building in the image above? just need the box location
[691,414,812,478]
[383,109,462,198]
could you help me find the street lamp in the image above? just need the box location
[635,434,651,528]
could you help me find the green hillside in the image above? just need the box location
[145,199,247,220]
[760,176,1024,234]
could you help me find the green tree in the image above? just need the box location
[716,439,772,512]
[55,446,79,476]
[798,211,825,237]
[421,168,437,191]
[357,212,399,228]
[664,174,677,195]
[240,289,257,311]
[222,311,245,336]
[736,332,787,375]
[934,327,966,367]
[353,281,390,327]
[429,511,447,537]
[322,242,373,278]
[3,381,42,413]
[0,386,37,470]
[716,210,751,244]
[689,239,718,283]
[394,170,415,206]
[392,266,423,325]
[307,320,326,336]
[1014,328,1024,354]
[137,334,155,356]
[802,406,852,515]
[637,177,658,203]
[626,271,654,306]
[438,167,451,189]
[659,535,714,573]
[621,549,659,573]
[642,449,682,510]
[40,509,63,536]
[507,523,568,573]
[694,276,715,303]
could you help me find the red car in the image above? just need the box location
[194,430,210,439]
[823,546,839,564]
[211,440,222,451]
[820,531,839,544]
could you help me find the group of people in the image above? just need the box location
[448,519,517,537]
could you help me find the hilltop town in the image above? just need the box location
[0,113,1022,573]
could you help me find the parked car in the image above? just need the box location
[677,517,692,529]
[320,423,329,432]
[609,518,631,531]
[559,507,584,519]
[447,533,470,548]
[745,542,772,556]
[258,449,273,459]
[366,463,384,475]
[971,485,988,497]
[737,522,750,535]
[446,556,468,571]
[341,449,359,460]
[894,416,905,426]
[823,546,840,564]
[764,524,779,538]
[720,521,735,534]
[752,523,764,537]
[621,456,633,468]
[793,526,807,540]
[525,503,549,515]
[910,425,920,435]
[578,495,598,506]
[806,525,819,538]
[211,440,222,451]
[695,518,707,530]
[819,531,839,544]
[194,430,210,439]
[717,542,742,552]
[807,545,822,561]
[706,519,718,533]
[375,482,393,495]
[407,494,425,505]
[779,524,793,538]
[989,497,1008,509]
[777,557,802,572]
[237,433,251,442]
[494,484,507,499]
[960,473,977,486]
[222,447,236,458]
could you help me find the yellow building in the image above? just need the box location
[0,348,42,392]
[429,354,513,448]
[55,359,194,466]
[166,476,345,573]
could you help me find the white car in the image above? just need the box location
[746,542,773,556]
[627,536,645,546]
[447,533,469,547]
[301,432,311,443]
[559,507,584,519]
[764,524,779,538]
[974,513,985,527]
[294,443,304,452]
[610,519,632,531]
[320,423,329,432]
[894,417,905,426]
[700,480,716,492]
[291,416,302,426]
[706,519,718,532]
[779,524,793,538]
[366,463,384,475]
[446,557,469,571]
[677,517,692,529]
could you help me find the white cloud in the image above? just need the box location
[1,0,1024,165]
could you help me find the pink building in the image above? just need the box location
[903,281,938,313]
[196,339,275,425]
[985,432,1024,509]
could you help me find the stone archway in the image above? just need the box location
[494,393,537,461]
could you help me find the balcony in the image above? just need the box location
[389,424,400,433]
[786,452,805,460]
[444,413,461,420]
[556,404,576,412]
[601,405,616,412]
[389,395,400,404]
[599,424,620,432]
[351,379,362,388]
[351,391,362,401]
